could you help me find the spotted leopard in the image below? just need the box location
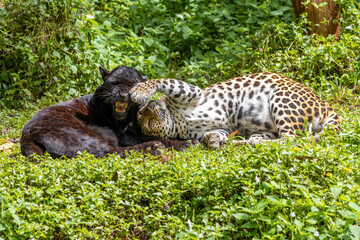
[129,73,340,148]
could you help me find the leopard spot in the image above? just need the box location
[292,110,299,116]
[291,94,299,100]
[264,122,273,130]
[238,107,244,118]
[251,118,262,126]
[284,117,291,123]
[289,103,296,109]
[243,81,251,87]
[254,81,260,87]
[237,90,241,98]
[282,98,290,104]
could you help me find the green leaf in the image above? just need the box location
[241,222,258,228]
[70,65,78,74]
[254,200,267,213]
[349,202,360,212]
[182,25,193,39]
[258,216,271,223]
[143,38,154,46]
[330,186,342,199]
[294,219,304,227]
[52,51,60,58]
[349,225,360,238]
[338,210,357,219]
[245,17,258,24]
[103,20,112,28]
[233,213,249,220]
[12,214,22,226]
[148,56,156,63]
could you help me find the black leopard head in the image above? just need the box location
[93,66,148,124]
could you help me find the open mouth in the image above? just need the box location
[115,101,129,113]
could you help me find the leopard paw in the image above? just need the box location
[129,83,156,103]
[142,141,166,156]
[202,132,224,149]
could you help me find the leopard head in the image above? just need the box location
[94,66,148,121]
[137,100,175,138]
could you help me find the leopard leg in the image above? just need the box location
[201,130,229,149]
[130,78,203,105]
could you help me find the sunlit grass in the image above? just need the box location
[0,91,359,239]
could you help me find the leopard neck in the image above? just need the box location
[168,108,188,139]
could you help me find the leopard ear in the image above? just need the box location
[141,75,148,82]
[99,66,110,81]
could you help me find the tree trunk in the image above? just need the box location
[291,0,341,39]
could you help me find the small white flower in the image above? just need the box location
[277,225,282,231]
[314,231,319,237]
[187,220,192,231]
[56,178,60,184]
[86,13,95,19]
[289,167,295,172]
[277,159,282,164]
[290,212,295,217]
[198,233,204,238]
[255,176,260,183]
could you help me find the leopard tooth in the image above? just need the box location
[115,101,128,112]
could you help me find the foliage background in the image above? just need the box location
[0,0,360,239]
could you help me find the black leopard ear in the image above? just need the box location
[99,66,110,81]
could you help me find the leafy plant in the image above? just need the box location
[1,0,360,238]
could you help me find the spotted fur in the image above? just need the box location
[130,73,340,148]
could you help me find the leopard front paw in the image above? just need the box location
[129,83,155,103]
[142,141,166,156]
[202,132,224,149]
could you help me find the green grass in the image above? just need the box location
[1,92,359,239]
[1,0,360,238]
